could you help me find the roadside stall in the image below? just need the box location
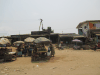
[24,37,35,45]
[13,41,25,56]
[31,37,51,61]
[0,40,16,62]
[24,37,35,56]
[13,41,24,47]
[0,38,11,47]
[72,39,83,50]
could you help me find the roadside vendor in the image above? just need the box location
[50,43,55,57]
[47,46,51,57]
[94,43,98,51]
[27,45,32,56]
[41,44,46,55]
[41,44,46,51]
[23,45,27,56]
[59,42,61,50]
[48,46,50,52]
[18,44,22,51]
[22,44,25,55]
[59,41,64,50]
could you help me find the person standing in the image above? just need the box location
[22,44,25,56]
[59,43,61,50]
[47,46,51,57]
[50,43,55,57]
[28,45,32,56]
[94,43,98,51]
[24,45,27,56]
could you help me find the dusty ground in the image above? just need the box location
[0,47,100,75]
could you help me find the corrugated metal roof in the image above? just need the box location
[96,34,100,36]
[59,35,72,37]
[30,35,45,36]
[50,33,59,35]
[73,35,85,38]
[13,34,31,35]
[76,21,87,29]
[50,33,76,35]
[59,34,85,38]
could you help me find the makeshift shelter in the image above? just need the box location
[72,39,83,45]
[0,38,11,47]
[13,41,24,47]
[0,38,17,61]
[0,38,11,44]
[31,37,51,61]
[24,37,35,43]
[72,39,83,50]
[72,39,82,43]
[0,40,7,45]
[13,41,24,44]
[33,37,51,44]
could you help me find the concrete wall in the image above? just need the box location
[81,23,89,37]
[89,22,100,29]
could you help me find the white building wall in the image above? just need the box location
[81,23,89,37]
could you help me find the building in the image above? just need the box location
[50,33,86,44]
[0,26,86,45]
[31,27,53,35]
[10,27,54,44]
[76,20,100,43]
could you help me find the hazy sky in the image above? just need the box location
[0,0,100,36]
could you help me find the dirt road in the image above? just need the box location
[0,48,100,75]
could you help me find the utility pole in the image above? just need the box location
[19,31,21,41]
